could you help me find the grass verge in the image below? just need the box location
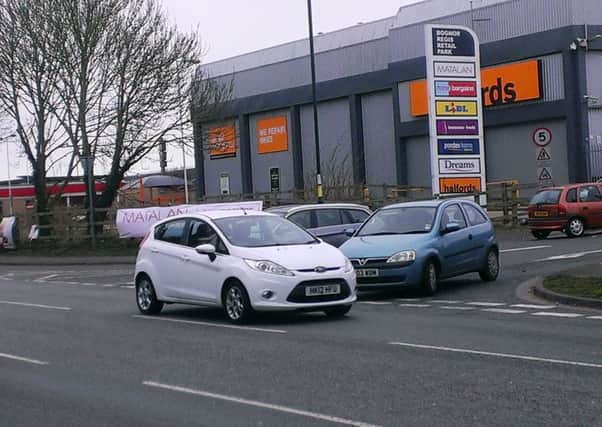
[544,275,602,300]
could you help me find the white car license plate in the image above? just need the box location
[305,284,341,297]
[356,268,379,278]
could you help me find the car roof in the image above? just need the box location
[159,210,275,222]
[382,199,448,209]
[266,203,371,214]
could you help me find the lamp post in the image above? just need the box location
[2,134,17,216]
[179,58,201,204]
[307,0,323,202]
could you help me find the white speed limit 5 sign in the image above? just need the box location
[533,127,552,147]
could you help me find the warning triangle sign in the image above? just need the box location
[539,167,552,181]
[537,148,551,161]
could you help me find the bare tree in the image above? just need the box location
[0,0,78,217]
[51,0,232,217]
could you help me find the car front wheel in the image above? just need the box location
[324,304,352,318]
[566,218,585,238]
[479,249,500,282]
[422,260,439,296]
[223,281,254,324]
[136,276,164,315]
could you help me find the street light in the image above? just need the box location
[179,58,201,204]
[307,0,323,202]
[1,133,18,216]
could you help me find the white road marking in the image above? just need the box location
[399,303,431,308]
[396,298,423,302]
[103,284,116,288]
[81,283,97,287]
[358,301,391,305]
[121,285,135,289]
[430,300,462,304]
[531,312,583,318]
[511,304,557,310]
[0,352,48,365]
[466,302,506,307]
[500,245,551,253]
[389,342,602,369]
[536,249,602,262]
[143,381,381,427]
[440,306,476,311]
[33,274,59,282]
[587,316,602,320]
[481,308,527,314]
[0,300,71,311]
[132,315,287,334]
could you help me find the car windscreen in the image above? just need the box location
[357,207,437,236]
[530,190,561,205]
[213,215,319,247]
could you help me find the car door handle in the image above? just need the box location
[468,234,473,240]
[180,255,190,262]
[582,207,589,210]
[150,248,159,254]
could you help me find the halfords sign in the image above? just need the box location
[409,59,542,117]
[115,201,263,238]
[439,158,481,174]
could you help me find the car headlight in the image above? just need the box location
[386,250,416,264]
[244,259,295,276]
[343,258,354,273]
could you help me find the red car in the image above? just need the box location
[527,183,602,239]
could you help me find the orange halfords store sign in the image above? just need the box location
[409,60,542,117]
[257,115,288,154]
[208,124,237,158]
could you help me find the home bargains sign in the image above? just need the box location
[425,25,486,200]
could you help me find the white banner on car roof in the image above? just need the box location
[116,201,263,238]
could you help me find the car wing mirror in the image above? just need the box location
[442,223,461,234]
[344,228,355,237]
[195,244,217,261]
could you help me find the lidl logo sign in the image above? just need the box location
[435,100,478,116]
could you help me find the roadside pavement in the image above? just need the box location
[0,254,136,266]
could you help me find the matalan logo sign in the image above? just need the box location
[438,158,481,174]
[434,61,475,78]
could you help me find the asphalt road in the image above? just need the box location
[1,229,601,427]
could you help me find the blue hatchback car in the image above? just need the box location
[340,200,499,295]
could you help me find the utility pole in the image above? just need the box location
[2,134,17,216]
[307,0,323,202]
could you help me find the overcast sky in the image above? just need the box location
[2,0,420,181]
[165,0,420,64]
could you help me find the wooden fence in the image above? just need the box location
[13,180,539,246]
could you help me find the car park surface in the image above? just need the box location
[1,230,602,427]
[135,210,356,322]
[266,203,371,247]
[340,199,499,295]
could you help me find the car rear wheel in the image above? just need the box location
[566,217,585,238]
[223,281,254,324]
[422,260,439,296]
[479,249,500,282]
[324,304,352,318]
[531,230,551,240]
[136,276,164,315]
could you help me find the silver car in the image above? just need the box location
[266,203,372,247]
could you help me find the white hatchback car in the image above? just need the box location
[135,211,357,323]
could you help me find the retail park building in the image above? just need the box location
[191,0,602,198]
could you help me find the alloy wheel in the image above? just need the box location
[225,287,245,320]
